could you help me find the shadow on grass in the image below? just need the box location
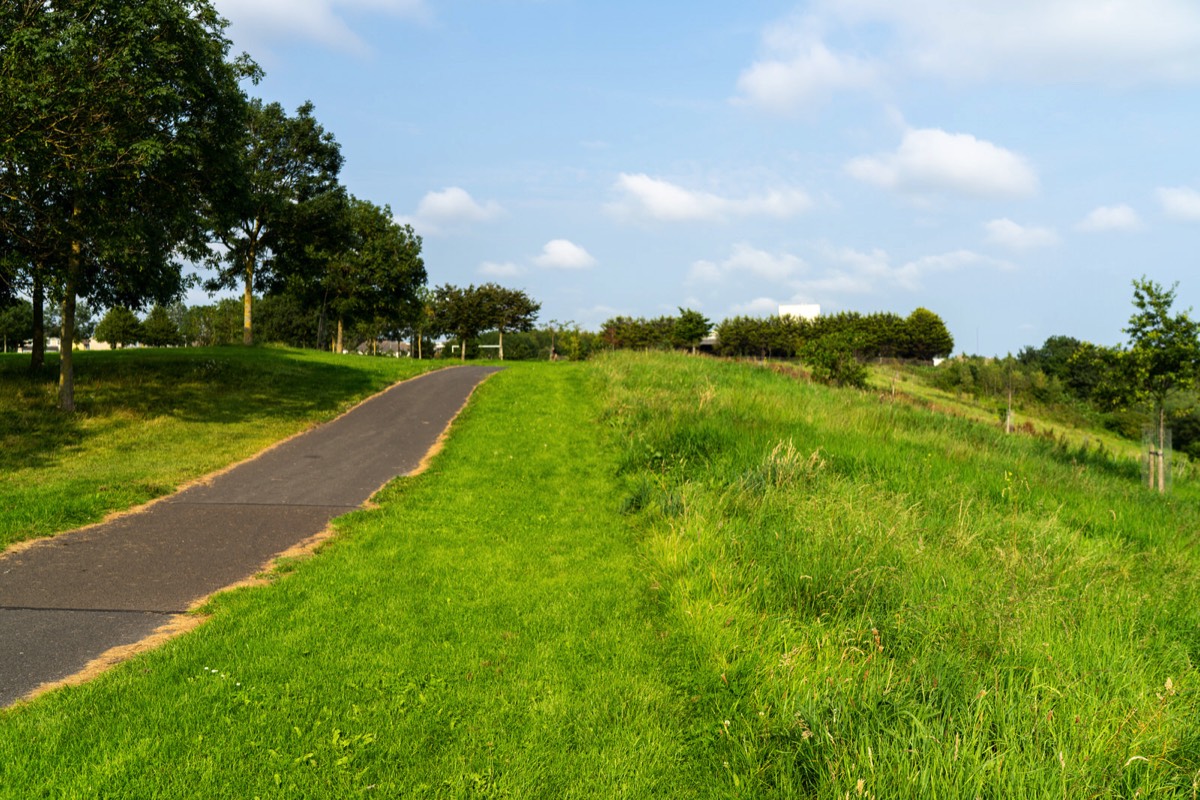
[0,347,400,472]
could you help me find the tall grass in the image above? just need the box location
[598,351,1200,797]
[0,347,441,548]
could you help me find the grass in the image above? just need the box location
[0,347,443,549]
[4,350,1200,797]
[0,360,698,797]
[599,352,1200,796]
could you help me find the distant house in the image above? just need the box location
[779,303,821,321]
[355,339,411,357]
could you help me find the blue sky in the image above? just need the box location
[207,0,1200,356]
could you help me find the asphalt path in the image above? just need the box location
[0,364,500,707]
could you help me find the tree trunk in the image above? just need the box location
[461,335,466,362]
[59,241,81,412]
[336,317,344,354]
[1158,404,1167,493]
[30,272,45,372]
[242,263,254,346]
[499,330,505,361]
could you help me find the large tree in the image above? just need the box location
[1124,277,1200,492]
[320,197,426,353]
[1,0,253,409]
[433,284,494,362]
[204,99,343,346]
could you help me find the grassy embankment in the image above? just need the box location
[0,347,443,549]
[3,350,1200,797]
[602,352,1200,796]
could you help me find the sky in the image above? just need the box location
[203,0,1200,356]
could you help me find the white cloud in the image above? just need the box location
[835,0,1200,84]
[1076,204,1143,232]
[609,173,812,223]
[741,1,1200,110]
[396,187,502,236]
[804,245,1010,295]
[984,218,1060,250]
[215,0,430,54]
[689,243,807,284]
[534,239,596,270]
[847,128,1038,198]
[729,297,787,317]
[1157,186,1200,221]
[736,39,877,113]
[479,261,524,278]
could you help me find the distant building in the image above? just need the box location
[778,303,821,321]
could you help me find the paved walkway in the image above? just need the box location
[0,365,501,707]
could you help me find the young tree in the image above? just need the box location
[205,99,344,346]
[1,0,253,409]
[479,284,540,360]
[1125,277,1200,492]
[94,306,141,349]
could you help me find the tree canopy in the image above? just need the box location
[1,0,254,408]
[204,99,344,346]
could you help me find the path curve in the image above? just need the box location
[0,365,501,707]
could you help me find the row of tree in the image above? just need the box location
[714,308,954,362]
[1,1,435,409]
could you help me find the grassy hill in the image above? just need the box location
[2,350,1198,797]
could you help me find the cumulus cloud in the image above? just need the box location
[739,1,1200,113]
[609,173,813,223]
[1158,186,1200,221]
[847,128,1038,199]
[396,187,502,236]
[534,239,597,270]
[479,261,524,278]
[834,0,1200,84]
[729,297,788,316]
[1076,204,1143,232]
[984,218,1060,250]
[215,0,431,53]
[736,39,878,113]
[802,245,1011,296]
[689,243,808,284]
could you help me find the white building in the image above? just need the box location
[778,303,821,321]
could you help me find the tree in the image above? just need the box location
[433,284,493,362]
[673,308,711,354]
[903,308,955,361]
[1124,277,1200,492]
[479,284,539,360]
[320,197,426,354]
[0,300,34,352]
[139,304,182,347]
[94,306,141,349]
[1,0,253,409]
[204,99,344,346]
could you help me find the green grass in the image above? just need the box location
[0,361,698,797]
[0,347,443,549]
[4,350,1200,797]
[599,352,1200,797]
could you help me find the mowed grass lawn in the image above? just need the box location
[4,350,1200,797]
[0,347,443,549]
